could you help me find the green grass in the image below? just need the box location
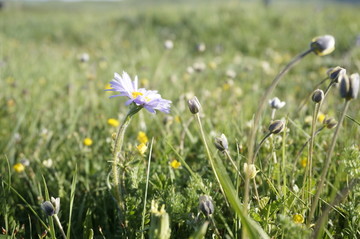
[1,1,360,238]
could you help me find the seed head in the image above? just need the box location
[327,66,346,83]
[312,89,324,103]
[199,195,214,216]
[187,96,201,114]
[340,73,360,100]
[214,134,228,152]
[268,120,285,134]
[310,35,335,56]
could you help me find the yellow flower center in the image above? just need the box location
[132,92,143,99]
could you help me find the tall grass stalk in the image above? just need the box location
[194,113,229,206]
[141,138,154,239]
[307,100,351,225]
[305,102,320,205]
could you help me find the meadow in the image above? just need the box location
[1,0,360,238]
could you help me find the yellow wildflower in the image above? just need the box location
[300,157,307,168]
[174,116,181,123]
[208,61,217,70]
[222,83,230,91]
[104,83,112,90]
[137,143,148,155]
[137,131,148,144]
[293,214,304,224]
[7,99,16,107]
[13,163,25,173]
[83,138,93,146]
[170,160,181,169]
[107,118,120,127]
[317,113,326,123]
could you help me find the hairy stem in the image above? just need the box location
[307,100,351,225]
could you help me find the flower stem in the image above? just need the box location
[112,106,142,220]
[53,214,66,239]
[195,113,229,207]
[307,100,351,226]
[305,102,320,205]
[245,48,312,214]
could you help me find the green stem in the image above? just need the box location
[224,150,243,179]
[141,138,154,239]
[112,105,142,223]
[306,102,320,205]
[53,214,67,239]
[307,100,351,226]
[245,48,312,214]
[195,113,229,207]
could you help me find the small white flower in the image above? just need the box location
[164,40,174,50]
[269,97,286,109]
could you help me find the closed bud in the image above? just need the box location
[340,73,360,100]
[187,96,201,114]
[268,120,285,134]
[199,195,214,216]
[214,134,228,152]
[41,201,56,217]
[327,66,346,83]
[41,197,60,217]
[323,117,338,129]
[312,89,324,103]
[310,35,335,56]
[244,163,258,179]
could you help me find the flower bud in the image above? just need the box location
[187,96,201,114]
[310,35,335,56]
[41,201,55,217]
[327,66,346,83]
[41,197,60,217]
[214,134,228,152]
[199,195,214,216]
[312,89,324,103]
[268,97,286,109]
[268,120,285,134]
[244,163,258,179]
[323,117,338,129]
[340,73,360,100]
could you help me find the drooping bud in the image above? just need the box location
[199,195,214,216]
[244,163,258,179]
[310,35,335,56]
[41,201,56,217]
[268,120,285,134]
[323,117,338,129]
[327,66,346,83]
[214,134,228,152]
[268,97,286,109]
[312,89,324,103]
[340,73,360,100]
[187,96,201,114]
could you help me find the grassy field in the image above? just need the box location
[1,1,360,238]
